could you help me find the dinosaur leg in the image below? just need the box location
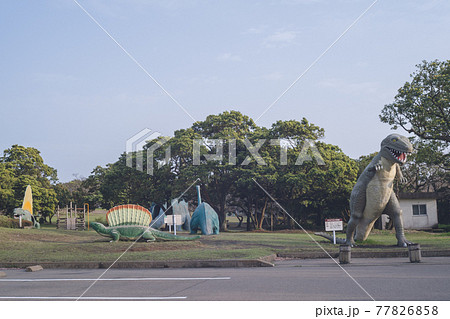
[142,231,156,242]
[346,217,359,246]
[384,192,411,247]
[346,188,366,246]
[190,226,198,235]
[355,217,378,241]
[110,230,120,242]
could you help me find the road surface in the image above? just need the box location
[0,257,449,301]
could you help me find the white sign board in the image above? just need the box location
[164,215,182,225]
[325,219,343,232]
[164,215,182,235]
[325,219,343,244]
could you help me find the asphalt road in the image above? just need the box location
[0,257,449,301]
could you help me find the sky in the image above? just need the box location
[1,0,449,182]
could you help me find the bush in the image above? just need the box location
[0,215,13,228]
[438,224,450,232]
[0,215,33,228]
[95,216,107,225]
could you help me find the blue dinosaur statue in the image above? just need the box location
[190,185,220,235]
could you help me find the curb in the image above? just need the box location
[277,249,450,259]
[0,258,275,270]
[1,251,449,270]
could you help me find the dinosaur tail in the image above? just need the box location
[314,232,346,244]
[152,229,200,241]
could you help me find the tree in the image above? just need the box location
[53,183,72,208]
[98,155,154,209]
[85,111,360,231]
[167,111,259,231]
[380,60,449,143]
[0,163,15,212]
[355,153,377,176]
[77,166,105,209]
[53,170,105,217]
[259,141,357,228]
[0,145,58,222]
[380,60,450,224]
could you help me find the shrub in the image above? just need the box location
[0,215,33,228]
[0,215,13,228]
[438,224,450,233]
[95,216,107,225]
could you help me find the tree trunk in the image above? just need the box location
[315,209,322,227]
[270,211,273,231]
[246,213,251,231]
[258,198,268,229]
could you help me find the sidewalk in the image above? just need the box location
[2,251,450,270]
[275,256,450,268]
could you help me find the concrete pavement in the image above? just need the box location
[0,257,449,301]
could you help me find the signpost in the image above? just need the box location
[325,218,343,244]
[164,215,182,235]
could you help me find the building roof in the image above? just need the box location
[398,192,438,200]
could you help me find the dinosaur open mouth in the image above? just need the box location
[387,147,408,163]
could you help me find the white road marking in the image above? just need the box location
[0,277,231,282]
[0,296,186,300]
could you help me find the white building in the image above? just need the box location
[398,192,439,229]
[381,193,439,230]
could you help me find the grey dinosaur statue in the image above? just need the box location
[13,208,40,229]
[316,134,413,247]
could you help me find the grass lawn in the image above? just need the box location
[1,225,449,264]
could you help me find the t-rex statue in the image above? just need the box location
[316,134,413,247]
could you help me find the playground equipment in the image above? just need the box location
[190,185,220,235]
[56,202,88,230]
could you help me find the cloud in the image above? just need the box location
[263,30,297,48]
[217,53,242,62]
[242,25,268,35]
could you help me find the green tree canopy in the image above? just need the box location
[0,145,58,221]
[74,111,358,231]
[151,111,356,230]
[380,60,449,223]
[380,60,449,143]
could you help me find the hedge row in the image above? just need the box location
[0,215,33,228]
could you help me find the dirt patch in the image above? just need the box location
[128,241,206,252]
